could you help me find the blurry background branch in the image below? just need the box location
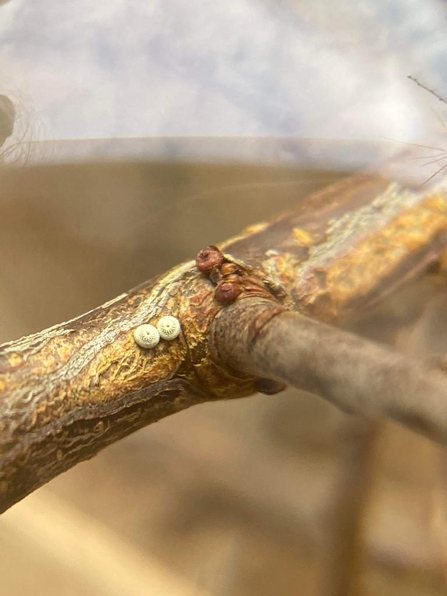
[0,94,15,147]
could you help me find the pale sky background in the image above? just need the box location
[0,0,446,157]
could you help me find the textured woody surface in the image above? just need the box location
[0,263,259,513]
[1,170,447,513]
[223,174,447,322]
[211,299,447,444]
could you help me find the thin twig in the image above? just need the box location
[319,420,380,596]
[408,75,447,106]
[211,299,447,445]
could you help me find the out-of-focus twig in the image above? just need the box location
[0,95,15,147]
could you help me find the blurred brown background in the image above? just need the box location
[0,146,447,595]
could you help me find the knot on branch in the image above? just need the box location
[195,245,284,305]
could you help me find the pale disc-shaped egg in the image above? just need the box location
[133,324,160,349]
[157,315,181,340]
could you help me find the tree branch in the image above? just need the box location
[1,171,447,512]
[211,298,447,445]
[0,263,259,513]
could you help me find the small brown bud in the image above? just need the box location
[215,280,242,303]
[222,274,242,285]
[195,245,224,274]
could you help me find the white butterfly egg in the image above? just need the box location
[133,324,160,349]
[157,315,181,341]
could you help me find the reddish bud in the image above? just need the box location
[222,274,242,285]
[215,281,242,303]
[195,245,224,274]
